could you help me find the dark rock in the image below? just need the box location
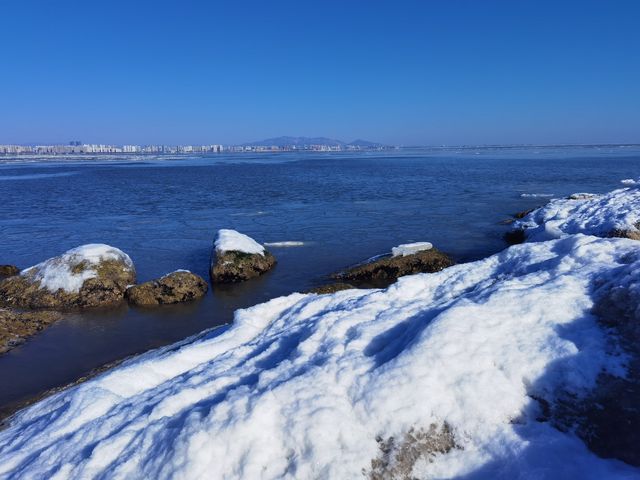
[333,248,453,286]
[0,265,19,277]
[127,271,208,306]
[504,229,526,245]
[0,308,63,354]
[210,250,276,283]
[306,283,356,294]
[0,245,135,310]
[607,228,640,241]
[514,208,536,219]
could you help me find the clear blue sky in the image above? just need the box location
[1,0,639,146]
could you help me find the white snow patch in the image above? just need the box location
[263,241,305,248]
[21,244,133,293]
[214,229,265,255]
[391,242,433,257]
[513,185,640,241]
[0,234,637,478]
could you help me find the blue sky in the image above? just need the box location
[1,0,639,145]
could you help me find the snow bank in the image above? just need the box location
[21,244,133,293]
[391,242,433,257]
[214,229,265,255]
[1,234,638,478]
[513,185,640,241]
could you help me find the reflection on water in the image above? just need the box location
[1,147,639,411]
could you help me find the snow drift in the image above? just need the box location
[1,233,638,478]
[513,184,640,241]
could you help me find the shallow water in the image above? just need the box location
[1,145,639,411]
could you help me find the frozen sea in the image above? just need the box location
[1,145,639,413]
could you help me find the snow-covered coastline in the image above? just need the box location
[1,187,639,478]
[512,181,640,242]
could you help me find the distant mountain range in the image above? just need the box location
[240,136,384,148]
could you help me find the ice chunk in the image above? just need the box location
[391,242,433,257]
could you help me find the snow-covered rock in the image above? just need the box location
[512,185,640,242]
[0,234,638,478]
[0,244,135,309]
[214,229,265,255]
[334,246,452,286]
[210,230,276,283]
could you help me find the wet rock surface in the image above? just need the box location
[210,250,276,283]
[0,265,19,277]
[306,283,357,295]
[126,271,208,306]
[0,308,63,354]
[0,246,135,310]
[333,248,453,286]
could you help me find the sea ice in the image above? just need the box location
[391,242,433,257]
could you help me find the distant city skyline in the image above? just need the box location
[1,1,639,146]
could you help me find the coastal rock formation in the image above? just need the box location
[333,245,453,286]
[210,229,276,283]
[0,308,63,354]
[5,234,640,478]
[0,265,19,277]
[0,244,135,310]
[126,270,208,306]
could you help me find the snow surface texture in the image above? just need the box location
[513,185,640,241]
[21,244,133,293]
[1,234,638,479]
[214,229,265,255]
[391,242,433,257]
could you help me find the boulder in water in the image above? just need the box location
[0,244,135,309]
[126,270,208,306]
[210,230,276,283]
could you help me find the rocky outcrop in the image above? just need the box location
[333,248,453,286]
[211,250,276,283]
[0,265,19,277]
[0,308,63,354]
[210,230,276,283]
[306,283,356,295]
[126,271,208,306]
[0,244,135,310]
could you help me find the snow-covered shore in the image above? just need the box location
[1,188,639,478]
[513,182,640,241]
